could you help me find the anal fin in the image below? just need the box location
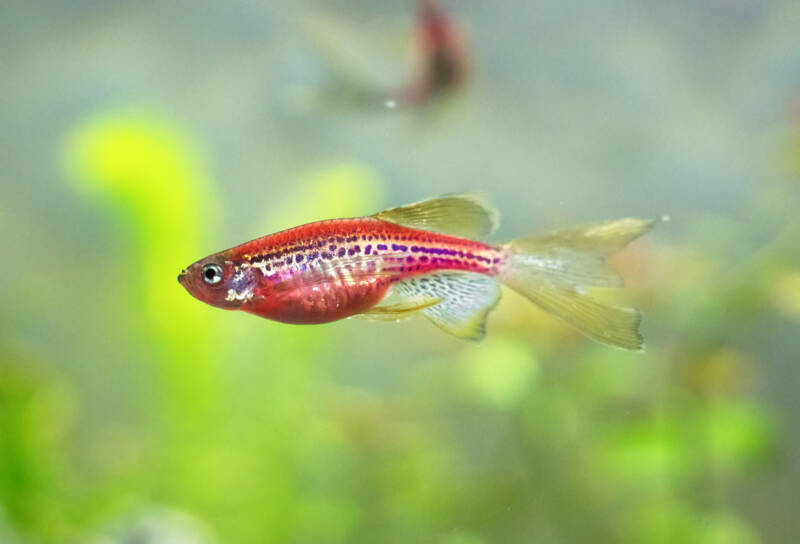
[392,271,501,341]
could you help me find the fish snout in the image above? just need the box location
[178,269,190,286]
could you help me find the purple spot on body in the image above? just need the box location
[406,256,414,263]
[337,237,345,243]
[493,257,501,264]
[322,252,332,260]
[411,246,420,252]
[338,248,346,257]
[365,245,372,255]
[466,252,475,259]
[377,244,387,251]
[296,255,304,263]
[328,237,335,243]
[420,256,428,262]
[353,245,361,253]
[347,248,355,256]
[317,240,325,248]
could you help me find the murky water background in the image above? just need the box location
[2,1,799,542]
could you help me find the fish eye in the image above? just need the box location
[201,263,223,285]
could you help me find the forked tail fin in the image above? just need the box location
[499,219,656,350]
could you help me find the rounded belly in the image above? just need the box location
[243,277,391,324]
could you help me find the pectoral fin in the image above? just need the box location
[358,296,441,322]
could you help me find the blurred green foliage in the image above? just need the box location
[1,109,791,543]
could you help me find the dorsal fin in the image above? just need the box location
[373,194,499,240]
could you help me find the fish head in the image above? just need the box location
[178,251,255,310]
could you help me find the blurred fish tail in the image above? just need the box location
[499,218,655,350]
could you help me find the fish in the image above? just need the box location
[306,0,468,111]
[178,194,654,350]
[396,0,469,107]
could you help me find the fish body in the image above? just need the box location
[179,195,654,349]
[220,218,502,324]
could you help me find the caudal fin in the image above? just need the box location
[499,218,655,351]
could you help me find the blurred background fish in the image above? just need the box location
[299,0,468,111]
[393,0,469,107]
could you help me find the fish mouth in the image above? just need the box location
[177,269,189,286]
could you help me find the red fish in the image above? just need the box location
[179,195,654,349]
[398,0,469,107]
[321,0,468,110]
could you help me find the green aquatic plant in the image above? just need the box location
[0,348,75,542]
[64,110,225,430]
[62,110,390,541]
[0,106,778,543]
